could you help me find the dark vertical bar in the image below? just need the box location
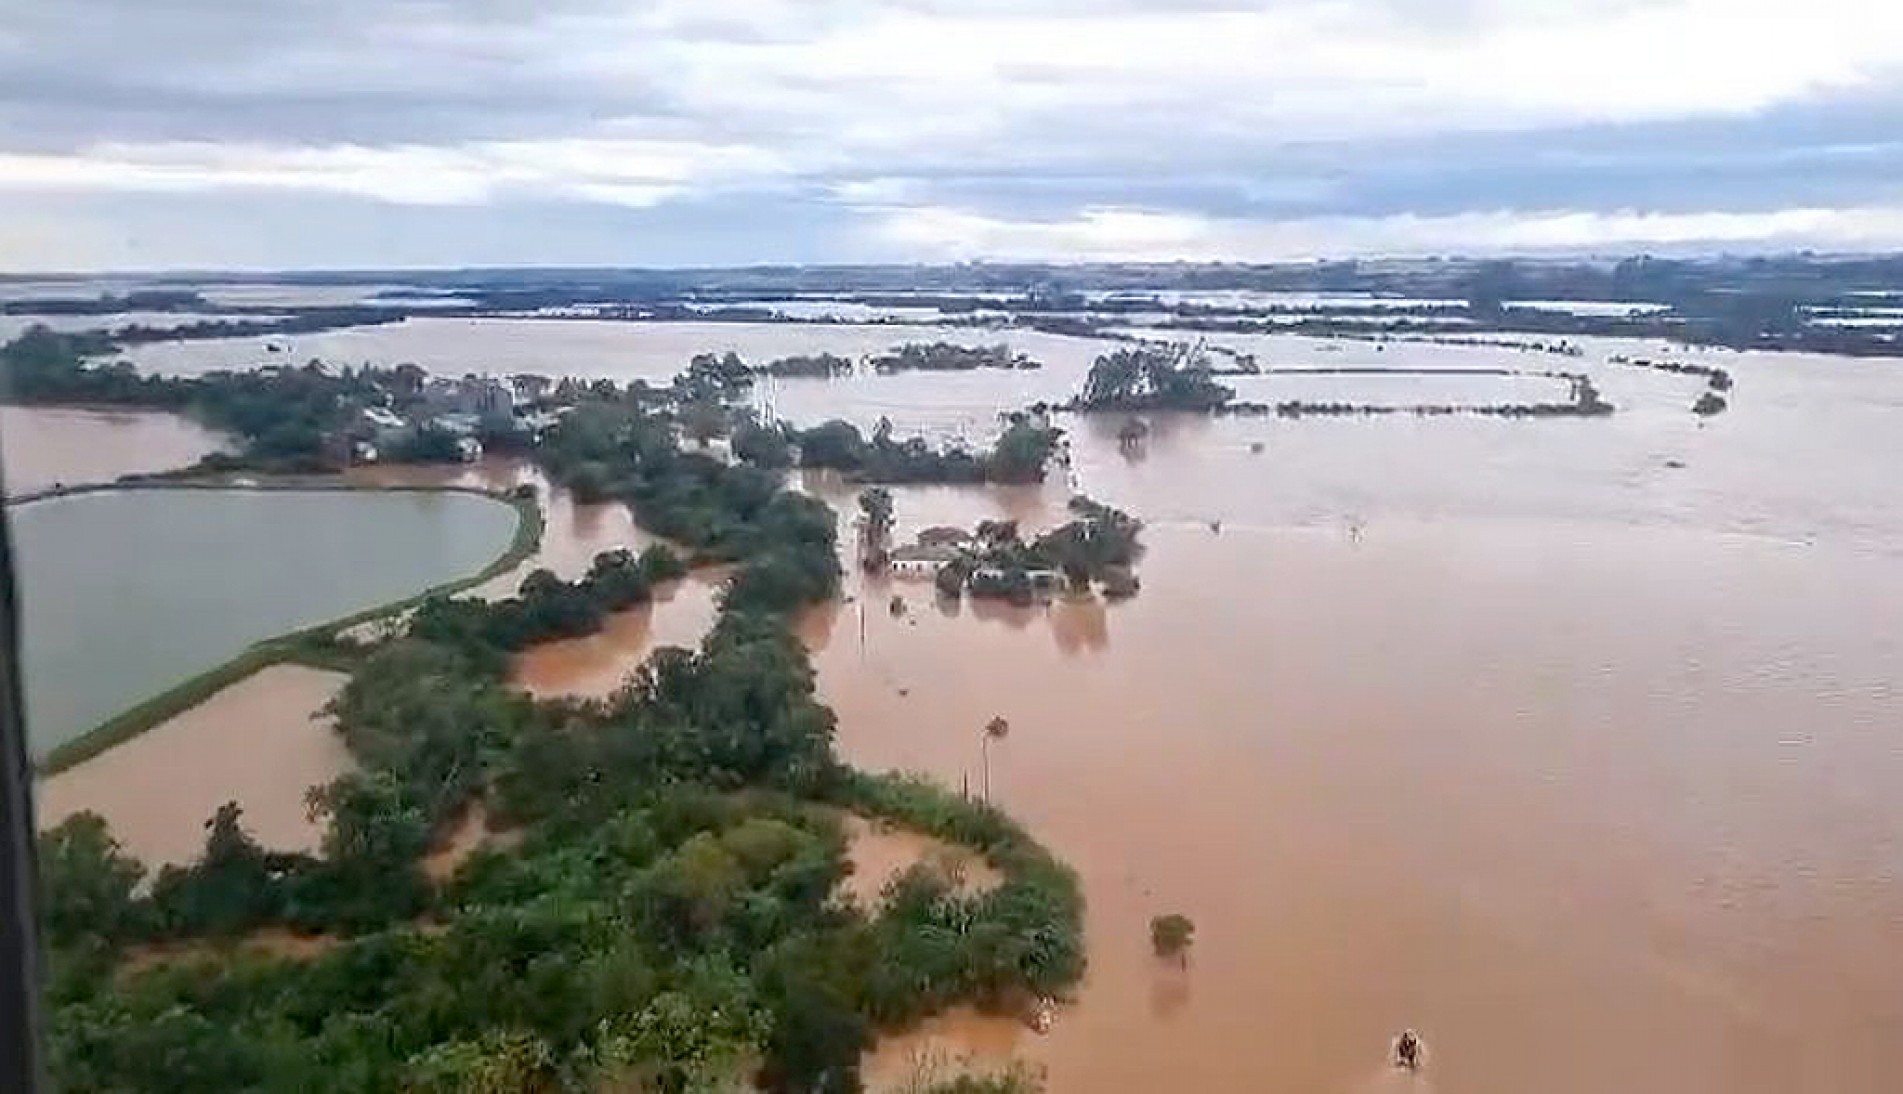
[0,465,46,1091]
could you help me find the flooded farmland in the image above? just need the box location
[17,318,1903,1092]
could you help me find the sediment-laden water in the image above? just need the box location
[28,321,1903,1092]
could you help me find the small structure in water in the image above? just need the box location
[1393,1028,1424,1071]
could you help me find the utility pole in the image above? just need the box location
[981,732,991,803]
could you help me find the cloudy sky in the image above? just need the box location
[6,0,1903,270]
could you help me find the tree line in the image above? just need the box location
[790,414,1063,486]
[0,328,445,469]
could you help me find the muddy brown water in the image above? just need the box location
[828,514,1903,1094]
[512,570,728,700]
[38,665,351,868]
[839,813,1004,911]
[0,405,225,497]
[22,327,1903,1091]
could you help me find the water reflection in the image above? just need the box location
[1147,961,1192,1020]
[1048,594,1110,656]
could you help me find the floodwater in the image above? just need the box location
[348,458,678,600]
[861,1007,1034,1093]
[1221,370,1569,406]
[118,317,1020,381]
[0,405,226,496]
[353,459,728,698]
[10,487,517,753]
[810,332,1903,1094]
[512,571,727,700]
[37,664,350,867]
[27,318,1903,1092]
[825,514,1903,1094]
[839,812,1004,910]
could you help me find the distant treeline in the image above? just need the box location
[1608,355,1733,390]
[0,308,409,352]
[757,352,855,377]
[53,251,1903,355]
[693,342,1043,378]
[1226,398,1612,420]
[109,308,408,345]
[0,327,498,469]
[0,289,210,315]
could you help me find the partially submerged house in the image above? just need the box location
[888,543,962,577]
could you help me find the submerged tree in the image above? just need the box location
[1150,913,1196,965]
[1078,344,1232,411]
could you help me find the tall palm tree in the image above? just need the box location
[981,716,1009,802]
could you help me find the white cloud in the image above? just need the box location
[0,138,786,206]
[873,202,1903,261]
[10,0,1903,265]
[673,0,1903,162]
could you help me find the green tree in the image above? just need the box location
[986,418,1061,484]
[148,802,279,936]
[797,420,868,470]
[1150,913,1195,964]
[403,1028,558,1093]
[734,419,794,469]
[858,487,895,543]
[38,812,146,945]
[563,459,614,503]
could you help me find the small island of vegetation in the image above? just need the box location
[874,495,1145,605]
[870,342,1041,373]
[1072,343,1235,412]
[791,413,1064,486]
[759,352,856,378]
[1067,340,1615,419]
